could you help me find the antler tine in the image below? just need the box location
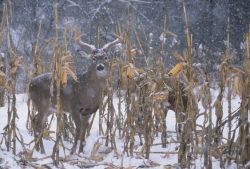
[74,27,96,51]
[101,37,121,51]
[78,40,96,51]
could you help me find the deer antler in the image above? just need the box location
[78,40,96,51]
[74,28,96,51]
[101,37,122,51]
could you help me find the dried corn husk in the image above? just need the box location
[123,63,139,79]
[151,91,169,102]
[10,56,22,75]
[232,76,242,96]
[168,63,184,77]
[60,53,77,86]
[0,70,6,86]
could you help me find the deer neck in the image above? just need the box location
[78,65,108,90]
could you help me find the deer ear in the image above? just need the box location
[77,50,91,60]
[91,55,97,62]
[102,48,108,53]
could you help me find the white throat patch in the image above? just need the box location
[96,69,107,78]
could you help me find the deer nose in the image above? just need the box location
[96,64,105,71]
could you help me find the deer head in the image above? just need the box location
[76,35,121,78]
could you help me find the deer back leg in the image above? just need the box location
[70,113,81,154]
[32,108,49,154]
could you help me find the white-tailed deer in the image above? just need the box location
[29,37,120,154]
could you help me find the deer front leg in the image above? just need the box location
[70,128,80,154]
[78,114,90,154]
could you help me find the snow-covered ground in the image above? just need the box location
[0,90,241,168]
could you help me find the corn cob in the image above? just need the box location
[168,63,184,77]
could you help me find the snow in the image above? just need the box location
[0,90,242,168]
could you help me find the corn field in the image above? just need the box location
[0,1,249,169]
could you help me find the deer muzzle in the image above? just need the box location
[96,64,105,71]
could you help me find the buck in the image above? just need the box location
[29,37,120,154]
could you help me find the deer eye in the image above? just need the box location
[104,56,108,60]
[92,57,96,62]
[92,49,98,55]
